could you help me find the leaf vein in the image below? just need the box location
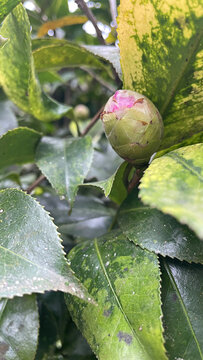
[165,152,203,182]
[94,238,151,359]
[164,260,203,359]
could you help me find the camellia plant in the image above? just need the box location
[0,0,202,360]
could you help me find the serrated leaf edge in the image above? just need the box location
[120,226,203,265]
[0,188,92,302]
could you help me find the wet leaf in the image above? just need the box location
[139,144,203,239]
[36,136,94,208]
[0,4,71,121]
[0,127,41,170]
[161,258,203,359]
[117,0,203,149]
[118,189,203,263]
[66,231,167,360]
[0,295,39,360]
[0,188,88,300]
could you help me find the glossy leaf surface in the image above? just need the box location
[139,144,203,239]
[0,295,38,360]
[0,101,17,136]
[157,131,203,158]
[66,231,167,360]
[0,127,41,170]
[117,0,203,149]
[38,194,115,240]
[84,45,122,80]
[0,35,7,48]
[0,4,71,121]
[87,143,123,181]
[161,258,203,359]
[32,39,111,75]
[85,161,128,205]
[0,189,87,299]
[36,136,94,207]
[118,189,203,263]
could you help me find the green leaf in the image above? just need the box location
[36,292,69,360]
[156,131,203,158]
[117,0,203,149]
[85,161,128,205]
[0,127,41,170]
[38,194,116,239]
[36,292,96,360]
[87,142,123,181]
[36,136,94,207]
[0,0,20,23]
[0,188,88,300]
[0,101,17,136]
[118,189,203,263]
[32,39,112,76]
[139,144,203,239]
[38,71,64,85]
[84,45,122,80]
[161,258,203,360]
[35,0,69,19]
[65,231,167,360]
[0,295,39,360]
[0,35,8,48]
[0,4,71,122]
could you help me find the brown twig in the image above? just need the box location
[127,169,142,193]
[81,67,116,93]
[26,174,45,194]
[75,0,106,45]
[81,105,104,137]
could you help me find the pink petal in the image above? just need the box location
[108,91,136,112]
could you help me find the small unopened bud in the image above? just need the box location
[74,104,90,120]
[101,90,164,165]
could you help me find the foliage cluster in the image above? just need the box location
[0,0,202,359]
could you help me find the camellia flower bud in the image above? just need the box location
[74,104,90,120]
[101,90,164,165]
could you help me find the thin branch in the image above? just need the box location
[108,0,118,28]
[75,0,106,45]
[127,169,142,193]
[81,66,116,93]
[81,105,104,137]
[26,174,45,194]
